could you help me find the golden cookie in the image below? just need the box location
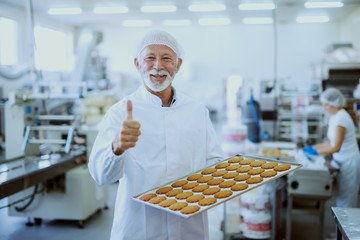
[214,190,233,198]
[212,170,228,177]
[186,194,205,203]
[215,162,230,169]
[159,199,177,207]
[166,189,183,197]
[201,168,217,175]
[175,191,194,200]
[250,160,266,167]
[226,164,241,171]
[231,183,249,191]
[228,157,243,163]
[261,170,277,178]
[246,176,263,184]
[192,184,209,192]
[149,196,167,204]
[169,202,188,211]
[198,197,217,206]
[239,158,255,165]
[248,168,265,175]
[274,164,291,171]
[261,162,278,169]
[197,176,213,183]
[181,205,200,215]
[182,182,199,190]
[219,180,236,188]
[203,187,221,195]
[171,180,188,188]
[207,178,224,186]
[139,193,157,201]
[237,166,253,173]
[223,172,239,179]
[234,174,251,182]
[156,186,173,194]
[187,174,203,181]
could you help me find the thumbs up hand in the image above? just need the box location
[112,100,141,155]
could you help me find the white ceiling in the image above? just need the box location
[2,0,360,27]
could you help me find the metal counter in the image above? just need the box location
[332,207,360,240]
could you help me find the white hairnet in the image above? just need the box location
[320,88,346,107]
[136,30,184,59]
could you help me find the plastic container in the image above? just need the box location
[241,208,271,239]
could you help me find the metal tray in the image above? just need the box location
[133,154,302,218]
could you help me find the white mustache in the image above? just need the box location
[147,69,170,78]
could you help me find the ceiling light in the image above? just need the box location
[304,1,344,8]
[141,5,177,13]
[122,20,152,27]
[93,6,129,14]
[198,17,230,26]
[238,3,275,10]
[296,16,330,23]
[48,8,82,15]
[242,17,273,24]
[188,4,226,12]
[162,19,192,26]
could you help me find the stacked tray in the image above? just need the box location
[133,154,302,218]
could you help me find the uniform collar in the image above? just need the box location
[139,85,177,107]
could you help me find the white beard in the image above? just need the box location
[142,69,175,92]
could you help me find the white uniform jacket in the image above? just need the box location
[88,85,223,240]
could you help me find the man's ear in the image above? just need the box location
[176,58,183,73]
[134,58,140,71]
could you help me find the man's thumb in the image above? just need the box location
[126,100,133,120]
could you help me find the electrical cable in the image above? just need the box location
[0,185,44,210]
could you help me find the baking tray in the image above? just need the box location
[133,154,302,218]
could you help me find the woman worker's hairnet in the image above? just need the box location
[136,30,184,59]
[320,88,346,107]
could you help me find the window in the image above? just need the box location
[34,25,74,72]
[0,17,18,65]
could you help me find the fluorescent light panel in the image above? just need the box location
[238,3,275,10]
[296,16,330,23]
[48,8,82,15]
[198,17,230,26]
[141,5,177,13]
[162,19,192,26]
[305,1,344,8]
[188,4,226,12]
[242,17,273,24]
[93,6,129,14]
[122,20,152,27]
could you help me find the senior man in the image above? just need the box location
[89,30,223,240]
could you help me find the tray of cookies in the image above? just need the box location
[133,154,302,218]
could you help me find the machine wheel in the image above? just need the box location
[34,218,42,225]
[77,220,85,229]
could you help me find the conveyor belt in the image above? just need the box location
[0,151,86,199]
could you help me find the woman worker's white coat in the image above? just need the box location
[89,85,223,240]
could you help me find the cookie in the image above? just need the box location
[169,202,188,211]
[192,184,209,192]
[197,176,213,183]
[159,199,177,207]
[156,186,173,194]
[246,176,263,184]
[248,168,265,175]
[203,187,221,195]
[214,190,233,198]
[261,170,277,178]
[171,180,188,188]
[250,160,266,167]
[219,180,236,188]
[228,157,243,163]
[139,193,157,201]
[222,172,239,179]
[226,164,241,171]
[239,158,255,165]
[201,168,217,175]
[274,164,291,171]
[215,162,230,169]
[231,183,249,191]
[175,191,194,200]
[237,166,253,173]
[166,189,183,197]
[198,197,217,206]
[234,174,251,182]
[149,196,167,204]
[186,194,205,203]
[207,178,224,186]
[261,162,278,169]
[182,182,199,190]
[181,205,200,215]
[187,174,203,181]
[212,170,228,177]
